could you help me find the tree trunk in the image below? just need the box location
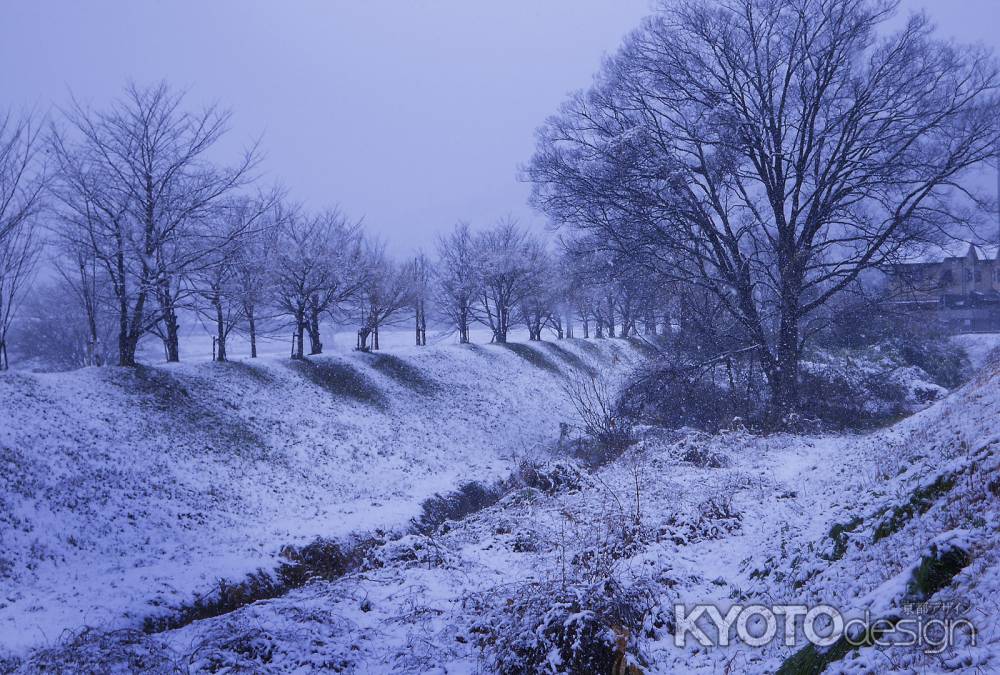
[162,305,180,362]
[373,325,380,351]
[415,301,427,346]
[119,332,139,367]
[308,301,322,355]
[117,296,139,367]
[247,307,257,358]
[765,309,801,425]
[214,295,227,362]
[292,310,305,359]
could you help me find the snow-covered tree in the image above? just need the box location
[434,221,478,344]
[354,240,413,352]
[0,112,45,370]
[528,0,999,420]
[471,218,548,344]
[272,208,364,359]
[49,82,259,366]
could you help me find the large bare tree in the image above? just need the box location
[410,252,431,346]
[0,113,45,246]
[0,112,46,369]
[49,82,259,366]
[528,0,999,420]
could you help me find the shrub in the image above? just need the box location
[411,480,507,534]
[473,578,653,675]
[144,570,283,633]
[880,337,971,389]
[516,459,584,494]
[277,536,375,587]
[797,361,910,429]
[17,629,179,673]
[561,372,635,461]
[617,358,768,432]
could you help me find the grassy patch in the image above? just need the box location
[144,535,377,635]
[872,473,956,542]
[363,353,439,393]
[779,536,973,674]
[212,359,274,384]
[823,516,864,561]
[570,338,602,356]
[412,480,508,534]
[113,366,266,456]
[144,569,284,633]
[776,627,880,675]
[495,342,561,374]
[625,336,662,358]
[906,540,971,600]
[286,358,386,408]
[537,342,598,376]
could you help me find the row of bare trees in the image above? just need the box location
[3,82,664,370]
[432,218,668,345]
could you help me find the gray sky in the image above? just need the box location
[2,0,997,253]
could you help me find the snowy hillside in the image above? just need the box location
[5,345,997,673]
[0,338,648,659]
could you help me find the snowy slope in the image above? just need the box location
[0,337,647,658]
[4,343,997,673]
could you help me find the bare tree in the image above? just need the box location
[410,252,431,346]
[434,221,478,343]
[529,0,999,421]
[0,217,42,369]
[0,113,45,246]
[233,198,285,358]
[0,112,46,369]
[9,278,116,371]
[354,240,414,351]
[49,82,259,366]
[518,251,556,341]
[52,242,107,366]
[273,208,364,359]
[193,194,277,361]
[472,218,548,343]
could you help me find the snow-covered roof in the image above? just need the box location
[896,240,999,265]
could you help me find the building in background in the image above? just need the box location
[890,243,1000,333]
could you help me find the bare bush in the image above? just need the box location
[561,370,634,460]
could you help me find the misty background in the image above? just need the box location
[2,0,997,253]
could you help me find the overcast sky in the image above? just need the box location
[2,1,997,253]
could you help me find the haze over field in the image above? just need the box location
[2,0,995,250]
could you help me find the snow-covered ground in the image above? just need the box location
[132,322,529,365]
[0,337,647,658]
[115,346,994,673]
[3,338,998,673]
